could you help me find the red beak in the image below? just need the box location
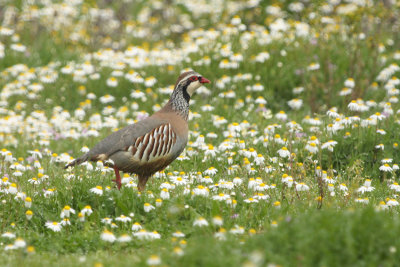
[200,77,211,84]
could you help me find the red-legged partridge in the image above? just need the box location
[64,71,211,191]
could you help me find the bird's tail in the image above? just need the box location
[64,154,90,169]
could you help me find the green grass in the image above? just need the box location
[1,0,400,266]
[2,209,400,266]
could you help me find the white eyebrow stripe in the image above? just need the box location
[177,73,198,87]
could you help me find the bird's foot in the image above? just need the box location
[112,166,122,190]
[112,179,122,190]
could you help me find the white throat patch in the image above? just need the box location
[186,80,201,96]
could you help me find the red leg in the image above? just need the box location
[112,166,122,190]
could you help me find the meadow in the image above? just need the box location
[1,0,400,266]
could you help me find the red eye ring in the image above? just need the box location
[190,76,198,82]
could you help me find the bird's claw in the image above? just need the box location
[112,179,122,190]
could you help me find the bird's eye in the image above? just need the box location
[190,76,198,82]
